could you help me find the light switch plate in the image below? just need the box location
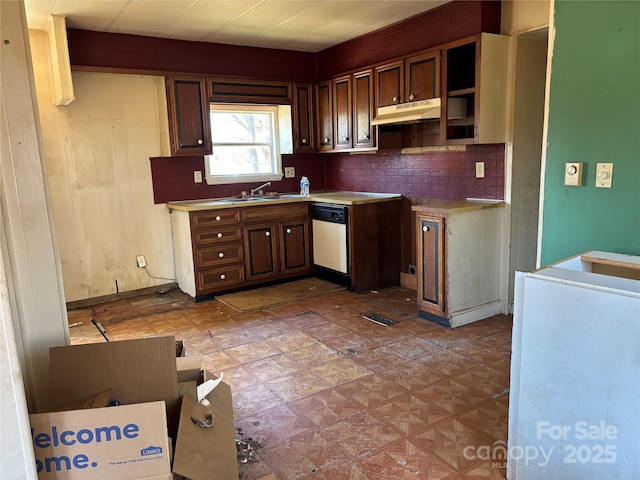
[564,162,583,186]
[284,167,295,178]
[475,162,485,178]
[595,163,613,188]
[193,171,202,183]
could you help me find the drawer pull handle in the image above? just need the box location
[286,228,291,234]
[197,139,203,145]
[218,252,224,258]
[215,215,221,221]
[302,138,307,144]
[217,233,223,238]
[265,231,271,237]
[323,137,329,143]
[409,94,415,101]
[392,96,398,102]
[423,225,429,232]
[220,274,226,280]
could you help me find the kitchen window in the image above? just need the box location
[205,104,291,185]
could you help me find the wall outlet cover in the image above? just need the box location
[595,162,613,188]
[193,171,203,183]
[284,167,295,178]
[475,162,485,178]
[136,255,146,268]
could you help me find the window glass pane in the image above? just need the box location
[211,111,272,144]
[208,146,274,175]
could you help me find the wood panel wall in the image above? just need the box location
[31,30,175,301]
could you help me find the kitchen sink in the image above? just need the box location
[216,194,301,204]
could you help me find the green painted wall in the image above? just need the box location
[541,0,640,265]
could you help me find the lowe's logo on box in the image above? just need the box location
[141,445,163,456]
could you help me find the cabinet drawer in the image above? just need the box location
[194,227,242,246]
[191,209,241,228]
[196,243,243,268]
[242,203,308,222]
[197,265,245,292]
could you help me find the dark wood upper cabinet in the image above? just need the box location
[406,51,441,102]
[352,69,375,149]
[292,83,315,153]
[316,81,333,151]
[208,77,292,104]
[332,75,352,151]
[375,60,404,108]
[166,75,212,156]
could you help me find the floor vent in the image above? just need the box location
[362,313,398,327]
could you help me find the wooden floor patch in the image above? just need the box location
[215,278,345,312]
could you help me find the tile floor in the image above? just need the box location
[68,284,512,480]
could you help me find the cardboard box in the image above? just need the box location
[48,336,180,436]
[44,338,238,480]
[29,401,171,480]
[174,357,238,480]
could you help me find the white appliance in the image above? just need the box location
[508,251,640,479]
[311,203,349,286]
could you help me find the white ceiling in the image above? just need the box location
[24,0,451,53]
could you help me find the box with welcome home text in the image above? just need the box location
[29,401,171,480]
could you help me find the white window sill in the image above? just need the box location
[205,172,284,186]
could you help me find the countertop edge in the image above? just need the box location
[167,192,403,211]
[411,200,505,214]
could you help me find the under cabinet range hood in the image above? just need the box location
[371,97,467,126]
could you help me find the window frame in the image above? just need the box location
[204,104,284,185]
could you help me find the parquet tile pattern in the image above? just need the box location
[69,285,512,479]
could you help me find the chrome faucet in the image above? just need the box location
[250,181,271,196]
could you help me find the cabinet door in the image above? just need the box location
[316,81,333,151]
[417,215,445,314]
[166,76,212,156]
[292,84,315,152]
[352,70,375,150]
[375,60,403,108]
[406,51,440,102]
[332,75,352,150]
[244,223,277,280]
[279,219,310,275]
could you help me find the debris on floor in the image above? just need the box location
[236,427,263,464]
[337,347,358,357]
[361,312,398,326]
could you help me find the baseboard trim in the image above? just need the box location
[66,282,178,310]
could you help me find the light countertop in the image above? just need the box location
[411,199,505,214]
[167,191,402,211]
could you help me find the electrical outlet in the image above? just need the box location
[475,162,485,178]
[193,171,202,183]
[136,255,146,268]
[284,166,295,178]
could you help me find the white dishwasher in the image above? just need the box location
[311,203,350,287]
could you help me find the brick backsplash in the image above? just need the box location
[150,153,325,204]
[324,144,505,200]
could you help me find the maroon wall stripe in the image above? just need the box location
[67,29,317,82]
[316,0,501,79]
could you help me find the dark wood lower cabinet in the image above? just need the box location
[174,203,312,300]
[280,221,310,274]
[244,223,277,280]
